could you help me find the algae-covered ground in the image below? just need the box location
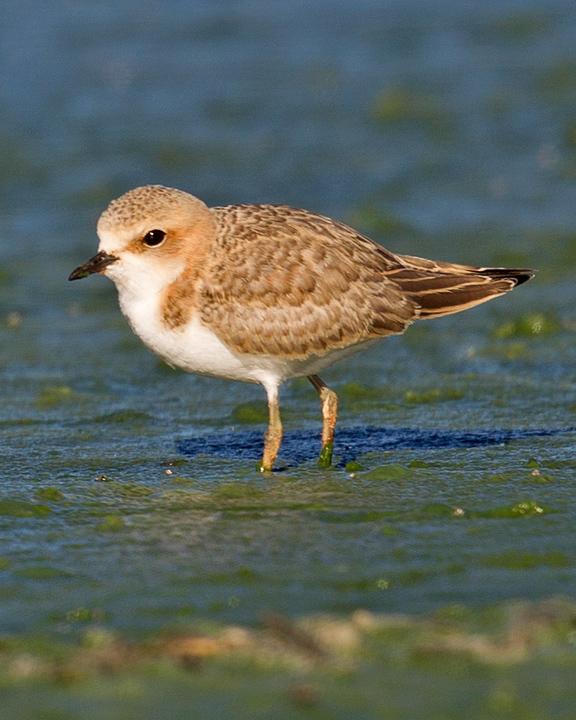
[1,0,576,718]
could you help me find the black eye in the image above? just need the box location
[142,229,166,247]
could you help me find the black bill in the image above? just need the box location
[68,251,118,281]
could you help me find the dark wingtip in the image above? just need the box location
[478,268,535,286]
[512,269,536,286]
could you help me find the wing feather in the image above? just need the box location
[390,254,534,319]
[197,204,533,358]
[199,205,417,359]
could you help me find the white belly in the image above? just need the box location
[118,292,375,386]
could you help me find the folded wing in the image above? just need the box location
[200,205,533,358]
[200,205,418,359]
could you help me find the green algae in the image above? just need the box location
[169,476,196,486]
[404,387,464,404]
[537,58,576,96]
[484,469,548,485]
[312,510,387,524]
[165,458,189,468]
[372,87,452,134]
[96,515,125,533]
[389,500,553,523]
[212,483,266,500]
[541,459,576,469]
[231,402,268,424]
[565,121,576,148]
[338,572,450,598]
[485,473,512,483]
[85,483,151,502]
[362,464,411,481]
[0,499,51,518]
[91,410,152,424]
[338,382,379,400]
[482,11,550,40]
[35,488,65,502]
[318,441,334,468]
[35,386,76,410]
[4,311,23,329]
[0,268,14,287]
[63,607,107,624]
[193,567,261,586]
[484,341,529,361]
[473,501,548,519]
[528,471,553,484]
[106,482,154,498]
[380,525,399,536]
[331,576,389,592]
[156,489,209,509]
[492,312,562,339]
[415,503,460,519]
[396,569,432,586]
[482,551,572,570]
[0,417,42,427]
[16,566,72,580]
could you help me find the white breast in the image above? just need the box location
[105,252,374,387]
[117,283,307,386]
[118,287,373,387]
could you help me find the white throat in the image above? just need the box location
[99,243,185,351]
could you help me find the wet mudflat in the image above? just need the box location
[1,0,576,717]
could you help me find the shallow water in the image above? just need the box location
[1,0,576,717]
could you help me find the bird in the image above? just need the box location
[69,185,533,471]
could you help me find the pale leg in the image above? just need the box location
[261,382,282,472]
[308,375,338,467]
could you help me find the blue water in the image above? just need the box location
[0,0,575,643]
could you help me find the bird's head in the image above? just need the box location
[68,185,215,297]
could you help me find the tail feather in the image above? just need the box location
[387,259,534,320]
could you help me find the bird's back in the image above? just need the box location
[199,204,533,359]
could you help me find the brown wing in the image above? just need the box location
[199,205,418,359]
[387,254,534,319]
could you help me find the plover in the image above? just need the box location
[69,185,533,470]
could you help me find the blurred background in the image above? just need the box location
[1,1,576,716]
[3,0,576,264]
